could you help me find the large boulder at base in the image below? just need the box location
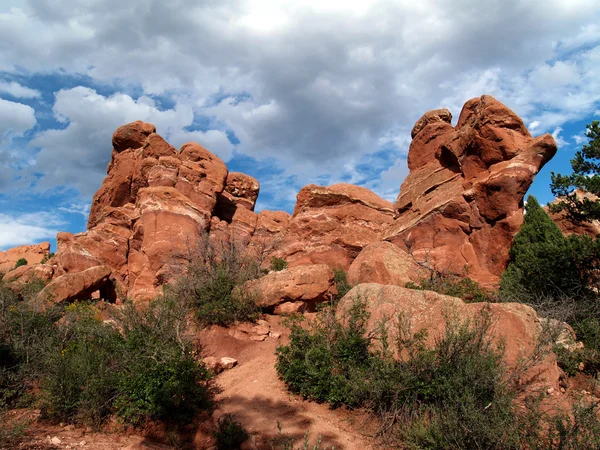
[37,265,115,304]
[546,190,600,237]
[244,264,337,314]
[0,242,50,273]
[383,95,557,287]
[338,283,563,392]
[274,184,395,269]
[347,241,427,287]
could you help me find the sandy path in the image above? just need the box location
[201,316,374,450]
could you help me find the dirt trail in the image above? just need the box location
[201,315,374,450]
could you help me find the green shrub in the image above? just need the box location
[167,238,261,326]
[1,287,213,428]
[39,303,121,425]
[276,296,598,447]
[214,414,248,450]
[270,257,288,272]
[41,252,56,264]
[114,299,212,425]
[332,269,352,304]
[13,258,27,269]
[501,195,600,302]
[407,271,495,303]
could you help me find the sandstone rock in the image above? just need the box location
[2,264,54,285]
[244,264,337,312]
[37,265,115,305]
[112,120,155,152]
[215,172,260,221]
[338,283,562,391]
[383,95,557,287]
[220,357,238,370]
[275,184,395,269]
[61,122,234,300]
[347,241,426,287]
[0,242,51,273]
[247,210,291,260]
[546,190,600,237]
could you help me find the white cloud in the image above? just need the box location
[0,98,36,143]
[529,121,540,130]
[552,127,568,148]
[0,80,40,98]
[0,0,598,200]
[28,87,232,196]
[58,202,91,217]
[0,211,63,249]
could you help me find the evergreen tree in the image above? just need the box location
[501,195,600,300]
[550,120,600,223]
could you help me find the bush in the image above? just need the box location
[276,296,600,447]
[501,195,600,302]
[14,258,27,269]
[332,269,352,304]
[270,257,288,272]
[114,299,212,425]
[167,237,261,326]
[406,270,495,303]
[214,414,248,450]
[0,286,213,428]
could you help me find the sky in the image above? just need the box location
[0,0,599,251]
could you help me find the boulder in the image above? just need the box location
[347,241,426,287]
[37,265,115,305]
[2,264,55,285]
[338,283,562,391]
[0,242,51,273]
[275,184,395,269]
[383,95,557,287]
[244,264,337,313]
[215,172,260,221]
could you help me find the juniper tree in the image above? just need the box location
[550,120,600,223]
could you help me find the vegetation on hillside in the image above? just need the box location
[275,296,600,448]
[0,278,213,434]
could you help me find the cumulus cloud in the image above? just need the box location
[0,80,40,98]
[28,87,232,196]
[0,0,598,200]
[0,98,36,143]
[0,211,64,249]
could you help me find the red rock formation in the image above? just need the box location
[274,183,395,269]
[244,264,337,313]
[546,190,600,237]
[0,242,50,273]
[383,95,557,286]
[347,241,426,287]
[37,265,115,305]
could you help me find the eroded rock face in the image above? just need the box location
[338,284,563,392]
[274,184,395,269]
[546,190,600,237]
[383,95,557,286]
[243,264,337,313]
[0,242,51,273]
[37,265,115,305]
[347,241,426,287]
[61,122,229,300]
